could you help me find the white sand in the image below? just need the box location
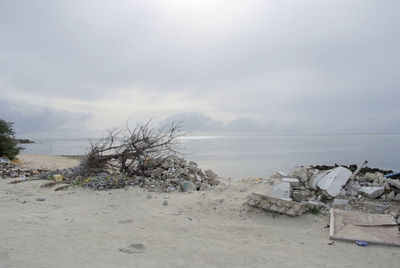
[18,154,81,170]
[0,155,398,267]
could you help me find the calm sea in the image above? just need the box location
[20,134,400,179]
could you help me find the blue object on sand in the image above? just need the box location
[384,172,400,178]
[356,241,368,247]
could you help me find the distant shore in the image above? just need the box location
[12,138,34,144]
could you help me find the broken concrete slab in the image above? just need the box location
[247,193,307,216]
[330,209,400,246]
[292,189,312,202]
[332,198,349,207]
[317,167,352,197]
[311,170,329,190]
[281,177,300,187]
[271,182,291,200]
[358,186,385,199]
[308,200,330,210]
[289,167,309,182]
[354,201,389,213]
[386,191,395,202]
[276,171,288,177]
[365,172,382,182]
[386,178,400,190]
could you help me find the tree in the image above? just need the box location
[80,120,184,175]
[0,119,20,160]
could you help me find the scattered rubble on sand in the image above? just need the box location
[247,163,400,218]
[0,157,46,179]
[36,155,220,192]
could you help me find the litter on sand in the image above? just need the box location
[329,209,400,247]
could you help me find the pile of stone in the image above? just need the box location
[0,158,45,179]
[39,155,220,192]
[248,164,400,216]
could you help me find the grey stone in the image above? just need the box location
[345,181,361,192]
[307,200,330,210]
[394,193,400,202]
[311,170,329,190]
[188,161,198,167]
[276,171,288,177]
[36,198,46,202]
[332,198,349,207]
[383,182,391,191]
[386,191,395,202]
[292,189,312,202]
[162,200,168,206]
[365,172,381,182]
[386,178,400,190]
[180,181,197,192]
[199,183,208,191]
[317,167,352,197]
[205,169,218,179]
[271,182,291,200]
[282,177,300,187]
[247,193,307,216]
[289,167,309,182]
[358,186,385,199]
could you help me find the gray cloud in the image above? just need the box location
[0,100,92,137]
[0,0,399,135]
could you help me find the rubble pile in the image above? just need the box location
[38,155,220,192]
[248,164,400,216]
[0,158,45,179]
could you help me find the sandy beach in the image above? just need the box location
[0,154,399,268]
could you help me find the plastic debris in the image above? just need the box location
[356,241,368,247]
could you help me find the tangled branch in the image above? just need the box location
[80,120,184,175]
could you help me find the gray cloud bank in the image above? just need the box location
[0,100,92,138]
[0,0,399,136]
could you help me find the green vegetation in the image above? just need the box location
[308,206,320,215]
[0,119,20,160]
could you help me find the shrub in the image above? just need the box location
[0,119,20,160]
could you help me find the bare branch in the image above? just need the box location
[79,120,185,176]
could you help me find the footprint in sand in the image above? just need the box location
[119,243,145,254]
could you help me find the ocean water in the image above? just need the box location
[20,134,400,179]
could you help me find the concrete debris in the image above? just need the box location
[311,170,329,190]
[358,186,385,199]
[307,200,330,210]
[247,193,307,216]
[271,182,291,200]
[256,164,400,217]
[316,167,352,197]
[386,191,395,202]
[180,181,197,192]
[289,167,310,182]
[276,171,288,177]
[332,198,349,207]
[365,172,382,182]
[383,181,391,191]
[292,189,312,202]
[205,169,218,180]
[34,155,220,192]
[281,178,300,187]
[385,178,400,190]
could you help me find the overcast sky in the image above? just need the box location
[1,0,399,137]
